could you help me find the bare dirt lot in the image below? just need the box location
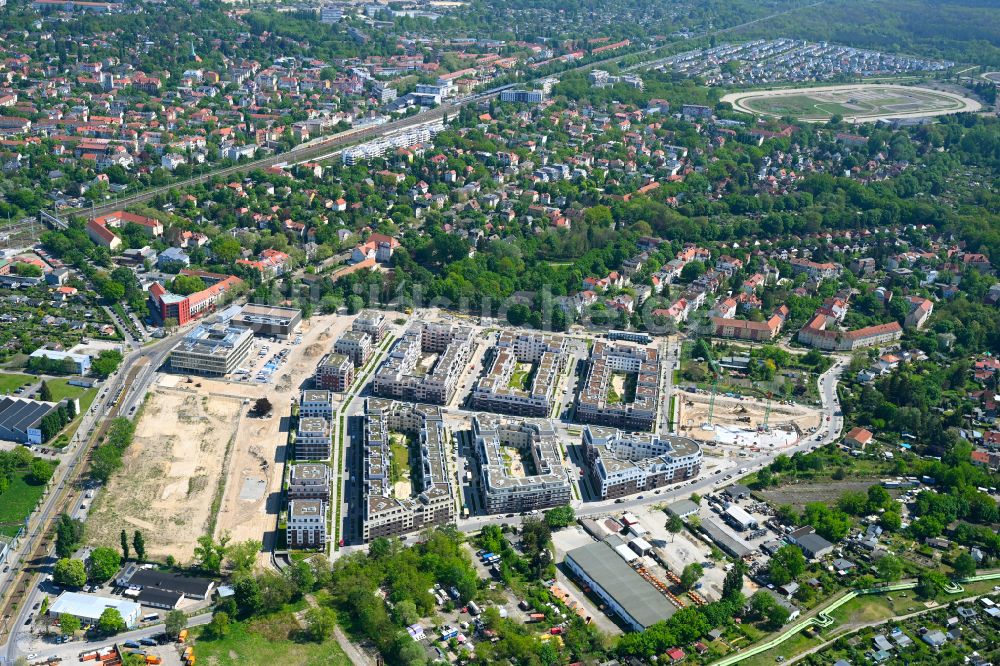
[87,387,245,562]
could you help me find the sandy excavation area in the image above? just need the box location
[87,387,245,562]
[676,390,820,447]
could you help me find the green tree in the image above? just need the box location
[60,614,81,636]
[53,558,87,588]
[164,610,187,639]
[233,576,263,618]
[680,562,704,591]
[875,554,903,582]
[39,381,53,402]
[303,606,336,642]
[952,552,977,579]
[87,547,122,583]
[132,531,145,562]
[120,529,130,561]
[226,539,261,576]
[97,607,126,635]
[768,545,806,586]
[544,505,576,530]
[666,514,684,542]
[722,561,746,601]
[204,611,230,640]
[194,533,230,574]
[55,514,84,558]
[915,571,948,599]
[29,459,53,484]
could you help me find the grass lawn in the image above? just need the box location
[44,378,98,412]
[830,593,900,625]
[743,628,824,666]
[0,372,33,395]
[508,362,535,391]
[0,471,48,537]
[40,379,98,447]
[193,614,352,666]
[389,434,410,485]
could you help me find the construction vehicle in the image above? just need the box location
[145,657,162,665]
[178,629,188,643]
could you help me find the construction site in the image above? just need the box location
[675,388,821,454]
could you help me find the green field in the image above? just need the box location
[0,471,49,537]
[193,614,352,666]
[0,372,33,395]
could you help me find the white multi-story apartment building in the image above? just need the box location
[353,309,389,343]
[584,426,701,500]
[372,323,474,404]
[334,330,373,367]
[299,390,334,419]
[361,399,453,542]
[471,332,565,417]
[576,342,660,431]
[296,417,332,461]
[472,415,571,514]
[288,464,331,501]
[287,499,327,549]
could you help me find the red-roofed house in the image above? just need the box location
[845,427,873,450]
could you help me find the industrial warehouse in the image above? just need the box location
[564,540,678,632]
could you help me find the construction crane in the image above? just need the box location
[763,390,773,430]
[706,376,719,426]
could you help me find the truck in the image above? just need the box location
[441,628,459,641]
[527,613,545,623]
[480,552,495,562]
[468,601,481,616]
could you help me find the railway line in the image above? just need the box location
[0,358,147,649]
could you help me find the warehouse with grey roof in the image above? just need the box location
[564,540,678,631]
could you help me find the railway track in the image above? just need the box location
[0,359,147,646]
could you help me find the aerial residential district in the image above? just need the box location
[0,0,999,665]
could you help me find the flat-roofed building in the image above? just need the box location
[361,399,453,542]
[288,463,331,500]
[471,332,566,417]
[372,323,474,404]
[49,592,141,629]
[230,303,302,339]
[287,499,327,549]
[169,324,253,376]
[584,426,701,500]
[576,342,660,431]
[299,390,333,419]
[28,348,91,374]
[334,330,374,367]
[296,417,332,461]
[564,540,678,631]
[724,504,758,531]
[353,309,389,343]
[472,414,571,514]
[314,352,354,392]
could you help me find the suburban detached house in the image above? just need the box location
[351,233,400,264]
